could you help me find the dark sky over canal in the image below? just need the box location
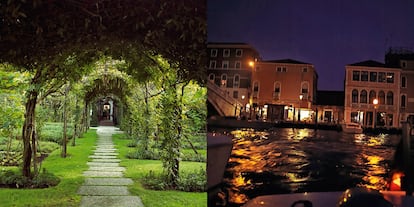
[207,0,414,90]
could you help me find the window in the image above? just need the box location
[253,81,259,98]
[235,49,243,57]
[233,91,239,99]
[352,71,360,81]
[387,91,393,105]
[378,91,385,104]
[369,72,377,82]
[386,73,394,83]
[282,67,287,72]
[223,49,230,57]
[378,72,386,82]
[361,71,368,81]
[208,73,215,82]
[402,76,407,88]
[301,82,309,98]
[401,95,406,108]
[222,61,229,69]
[235,61,241,69]
[209,60,216,69]
[273,82,281,99]
[360,90,367,103]
[302,68,308,72]
[253,81,259,92]
[233,74,240,88]
[210,49,217,57]
[352,89,358,103]
[402,61,406,68]
[220,74,227,87]
[351,112,359,123]
[369,90,376,104]
[277,67,282,72]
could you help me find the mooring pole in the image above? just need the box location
[402,121,413,196]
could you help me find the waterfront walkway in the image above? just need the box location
[77,126,144,207]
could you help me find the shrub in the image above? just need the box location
[126,150,160,160]
[140,168,206,192]
[38,141,60,154]
[0,168,60,188]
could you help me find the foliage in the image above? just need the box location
[0,168,60,188]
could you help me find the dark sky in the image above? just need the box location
[207,0,414,90]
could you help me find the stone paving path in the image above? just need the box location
[78,126,144,207]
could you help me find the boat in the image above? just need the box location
[341,122,363,133]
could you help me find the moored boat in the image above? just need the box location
[341,122,363,133]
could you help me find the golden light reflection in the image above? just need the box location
[361,155,387,190]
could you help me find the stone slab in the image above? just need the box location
[80,196,144,207]
[94,149,117,153]
[89,159,121,163]
[87,162,119,167]
[83,171,123,177]
[88,166,125,172]
[78,186,130,196]
[83,178,133,186]
[93,152,118,156]
[89,155,118,159]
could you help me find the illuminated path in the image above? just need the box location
[77,126,144,207]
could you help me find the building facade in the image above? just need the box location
[250,59,318,122]
[344,60,401,128]
[385,48,414,123]
[207,43,260,112]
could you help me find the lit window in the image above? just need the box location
[221,74,227,87]
[386,73,394,83]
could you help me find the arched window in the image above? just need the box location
[360,90,367,103]
[352,89,358,103]
[233,74,240,88]
[208,73,215,82]
[387,91,393,105]
[221,74,227,87]
[378,91,385,105]
[401,95,407,108]
[369,90,376,104]
[301,82,309,99]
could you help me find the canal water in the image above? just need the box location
[211,128,401,206]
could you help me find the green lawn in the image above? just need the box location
[0,129,97,207]
[112,133,207,207]
[0,129,207,207]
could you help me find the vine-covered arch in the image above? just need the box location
[0,0,206,178]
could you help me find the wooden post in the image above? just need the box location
[402,121,413,196]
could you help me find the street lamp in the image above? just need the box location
[373,98,378,130]
[298,94,303,122]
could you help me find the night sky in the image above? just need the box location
[207,0,414,90]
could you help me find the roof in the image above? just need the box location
[316,90,344,106]
[263,59,310,64]
[348,60,387,67]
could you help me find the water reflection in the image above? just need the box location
[215,128,400,206]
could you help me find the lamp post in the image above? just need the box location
[373,98,378,130]
[298,94,303,122]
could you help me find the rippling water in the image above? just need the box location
[211,128,401,206]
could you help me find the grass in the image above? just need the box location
[112,133,207,207]
[0,129,97,207]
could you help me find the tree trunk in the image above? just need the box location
[61,84,70,158]
[22,91,38,178]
